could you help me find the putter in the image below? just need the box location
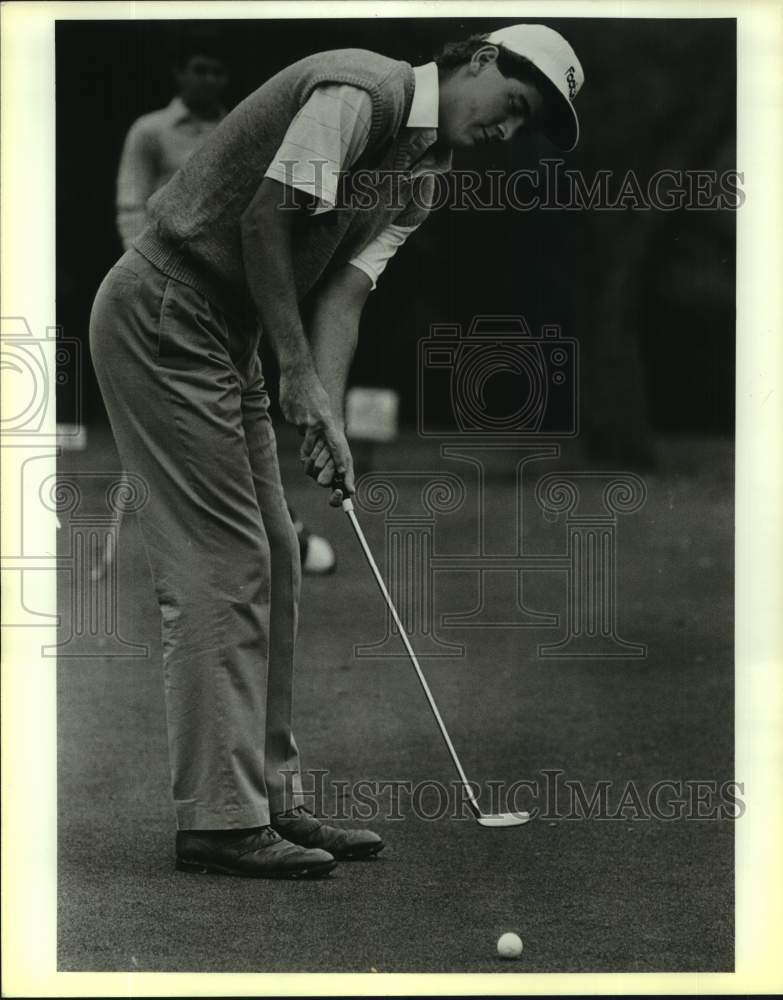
[335,483,529,829]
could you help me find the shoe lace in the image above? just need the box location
[229,825,283,857]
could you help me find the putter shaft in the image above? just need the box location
[341,497,484,819]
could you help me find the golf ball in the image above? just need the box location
[496,932,523,959]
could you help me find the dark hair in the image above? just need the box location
[434,33,538,80]
[173,27,229,70]
[435,32,559,123]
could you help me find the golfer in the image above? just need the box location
[90,24,584,879]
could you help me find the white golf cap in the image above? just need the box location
[487,24,584,151]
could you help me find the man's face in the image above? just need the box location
[176,54,228,111]
[438,46,546,150]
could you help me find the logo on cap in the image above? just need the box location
[565,65,577,100]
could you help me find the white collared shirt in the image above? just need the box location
[116,96,225,249]
[264,63,451,289]
[406,60,439,128]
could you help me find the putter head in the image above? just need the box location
[476,811,530,828]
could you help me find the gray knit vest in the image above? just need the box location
[134,48,430,317]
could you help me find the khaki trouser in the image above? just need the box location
[89,249,305,829]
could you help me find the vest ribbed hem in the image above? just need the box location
[133,229,252,323]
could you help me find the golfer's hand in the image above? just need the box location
[278,369,354,504]
[304,432,356,507]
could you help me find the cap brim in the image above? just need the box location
[543,94,579,151]
[531,69,579,151]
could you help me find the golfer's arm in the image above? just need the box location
[308,263,372,423]
[240,177,315,376]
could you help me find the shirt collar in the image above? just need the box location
[167,95,225,125]
[407,62,439,128]
[167,96,193,124]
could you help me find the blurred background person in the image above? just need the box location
[116,27,228,250]
[114,26,336,575]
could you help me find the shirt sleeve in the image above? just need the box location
[116,118,160,249]
[349,222,420,291]
[264,84,373,214]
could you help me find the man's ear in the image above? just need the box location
[470,44,500,74]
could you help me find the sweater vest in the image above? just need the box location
[134,48,434,317]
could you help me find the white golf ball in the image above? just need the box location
[496,932,523,959]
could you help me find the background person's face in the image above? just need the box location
[176,54,228,111]
[438,47,546,149]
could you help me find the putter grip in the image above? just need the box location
[332,474,354,510]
